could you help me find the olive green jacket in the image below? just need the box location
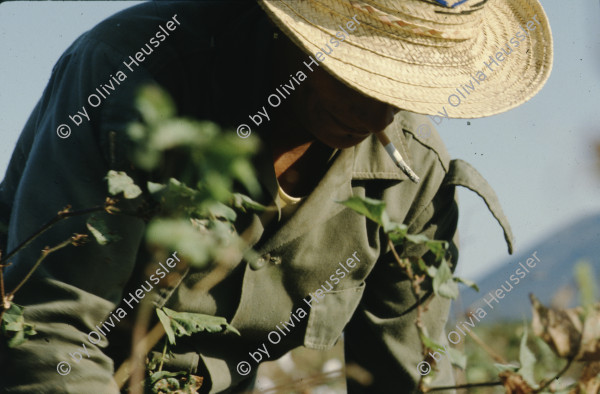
[165,111,514,393]
[0,2,513,393]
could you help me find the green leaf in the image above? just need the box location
[127,122,147,142]
[230,193,266,213]
[447,347,467,370]
[494,363,519,373]
[150,119,215,151]
[135,85,176,125]
[1,303,37,348]
[146,219,212,267]
[150,370,187,393]
[517,326,538,388]
[230,159,262,198]
[432,260,459,299]
[203,172,233,202]
[426,240,448,261]
[204,202,237,222]
[419,258,438,278]
[574,260,597,309]
[86,215,122,245]
[163,178,198,198]
[455,276,480,292]
[130,144,161,171]
[106,170,142,199]
[165,378,180,389]
[386,222,408,244]
[156,308,176,345]
[405,233,430,245]
[420,331,444,351]
[147,181,166,194]
[156,307,240,346]
[149,178,208,217]
[149,178,240,220]
[338,196,390,229]
[150,370,188,386]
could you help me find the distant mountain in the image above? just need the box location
[452,212,600,323]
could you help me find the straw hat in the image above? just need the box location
[258,0,553,118]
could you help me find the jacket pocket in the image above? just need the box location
[304,282,366,350]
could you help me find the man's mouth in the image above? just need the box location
[326,110,370,136]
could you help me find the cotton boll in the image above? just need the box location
[254,377,275,391]
[322,358,343,375]
[276,352,296,374]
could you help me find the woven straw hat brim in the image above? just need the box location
[258,0,553,118]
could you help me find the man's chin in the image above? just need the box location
[317,133,371,149]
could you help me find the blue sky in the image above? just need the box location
[1,1,599,282]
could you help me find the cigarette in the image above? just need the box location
[376,131,420,184]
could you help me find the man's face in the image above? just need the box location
[298,67,399,148]
[274,36,399,149]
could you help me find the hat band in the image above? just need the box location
[350,0,480,40]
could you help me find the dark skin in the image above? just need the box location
[269,35,400,197]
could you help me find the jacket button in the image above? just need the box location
[250,253,270,270]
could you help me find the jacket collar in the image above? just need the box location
[253,143,354,253]
[255,112,414,196]
[250,114,414,254]
[351,113,413,181]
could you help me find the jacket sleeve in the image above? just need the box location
[344,178,460,393]
[0,34,153,393]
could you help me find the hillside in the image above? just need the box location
[454,212,600,322]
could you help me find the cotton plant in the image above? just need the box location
[3,86,598,393]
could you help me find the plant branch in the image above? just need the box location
[0,197,142,266]
[388,240,424,333]
[129,297,156,394]
[158,339,167,372]
[7,234,86,299]
[423,380,503,392]
[114,209,277,388]
[0,264,5,309]
[0,198,141,321]
[388,239,429,390]
[0,205,104,265]
[0,234,87,322]
[532,357,574,393]
[467,329,507,364]
[388,238,403,267]
[115,322,165,389]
